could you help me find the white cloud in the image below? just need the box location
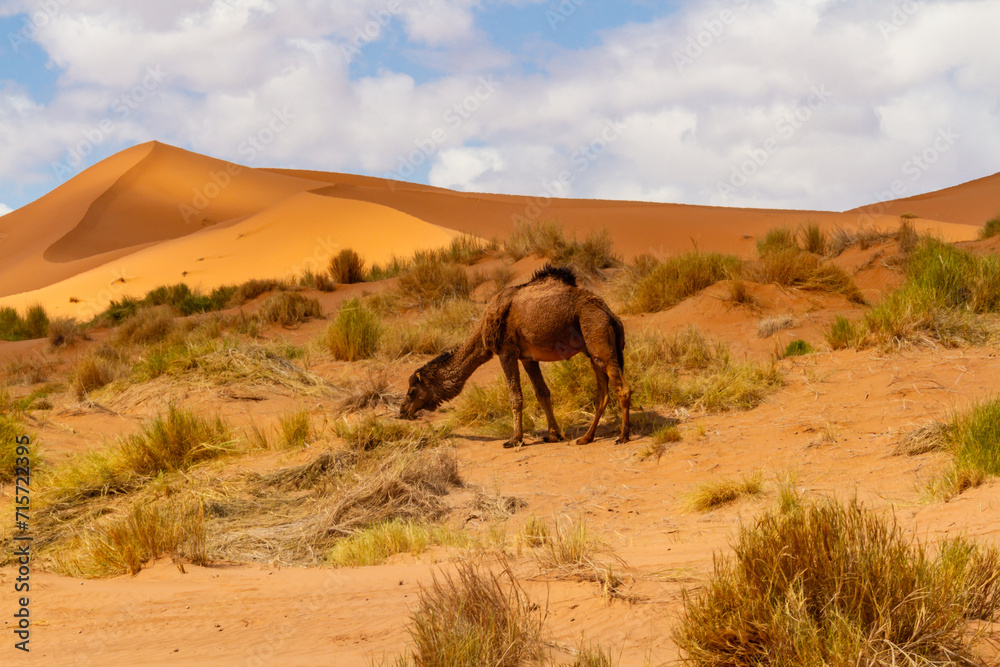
[1,0,998,213]
[0,203,13,216]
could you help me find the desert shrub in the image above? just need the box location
[825,315,861,350]
[757,314,795,338]
[981,214,1000,240]
[48,317,86,348]
[396,258,472,308]
[756,227,797,255]
[334,413,445,452]
[675,499,1000,665]
[620,251,741,313]
[367,256,411,282]
[685,472,764,511]
[298,269,337,292]
[380,300,481,359]
[405,561,545,667]
[326,519,464,568]
[279,410,311,448]
[229,278,289,306]
[144,283,213,316]
[724,279,760,308]
[71,499,207,577]
[782,339,813,357]
[43,407,234,505]
[0,304,50,341]
[744,248,865,303]
[256,292,323,327]
[111,306,176,346]
[336,367,400,413]
[798,221,827,255]
[323,298,382,361]
[72,354,120,399]
[503,220,620,275]
[856,238,1000,349]
[329,248,367,284]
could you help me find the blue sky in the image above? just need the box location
[0,0,998,216]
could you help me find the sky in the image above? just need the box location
[0,0,998,216]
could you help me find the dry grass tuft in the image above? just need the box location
[893,422,949,456]
[72,353,121,399]
[685,472,765,511]
[757,314,796,338]
[323,297,383,361]
[335,366,400,413]
[396,259,473,308]
[617,251,740,314]
[329,248,366,284]
[256,292,323,327]
[404,559,545,667]
[48,317,87,348]
[279,410,312,448]
[334,412,446,452]
[675,498,1000,665]
[744,248,865,303]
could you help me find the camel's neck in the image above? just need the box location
[436,334,493,404]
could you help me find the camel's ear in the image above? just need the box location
[415,371,422,383]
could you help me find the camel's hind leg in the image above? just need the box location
[499,353,525,449]
[575,358,609,445]
[522,360,563,442]
[607,361,631,444]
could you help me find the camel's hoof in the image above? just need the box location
[573,437,593,446]
[615,435,631,445]
[502,439,523,449]
[544,432,564,443]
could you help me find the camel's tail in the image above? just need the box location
[612,314,626,371]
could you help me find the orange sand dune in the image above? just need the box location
[848,171,1000,226]
[0,141,989,317]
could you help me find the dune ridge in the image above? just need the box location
[0,141,995,317]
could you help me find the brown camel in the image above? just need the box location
[399,264,631,448]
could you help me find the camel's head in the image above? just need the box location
[399,351,453,419]
[399,369,435,419]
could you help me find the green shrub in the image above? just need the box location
[675,499,1000,665]
[323,298,383,361]
[756,227,797,255]
[783,339,813,357]
[396,259,472,308]
[0,304,50,341]
[329,249,367,284]
[257,292,323,327]
[798,222,827,255]
[980,214,1000,240]
[621,251,740,313]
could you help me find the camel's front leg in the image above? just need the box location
[499,353,524,448]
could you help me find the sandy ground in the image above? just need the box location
[1,144,999,665]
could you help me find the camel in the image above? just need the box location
[399,264,631,448]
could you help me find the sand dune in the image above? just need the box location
[848,171,1000,226]
[0,141,992,317]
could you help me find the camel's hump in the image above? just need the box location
[528,264,577,287]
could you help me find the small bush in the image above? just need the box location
[503,221,620,275]
[279,411,311,448]
[111,306,176,346]
[798,221,827,255]
[621,251,741,313]
[0,304,50,341]
[329,248,367,284]
[327,519,464,567]
[49,317,86,348]
[757,314,795,338]
[745,248,865,303]
[980,214,1000,240]
[406,561,545,667]
[396,259,472,308]
[756,227,797,255]
[323,298,383,361]
[229,278,288,306]
[675,499,1000,665]
[257,292,323,327]
[685,472,764,511]
[74,500,207,577]
[334,413,445,452]
[782,339,813,357]
[72,354,120,399]
[825,315,861,350]
[724,279,760,308]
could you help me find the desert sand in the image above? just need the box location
[1,143,1000,665]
